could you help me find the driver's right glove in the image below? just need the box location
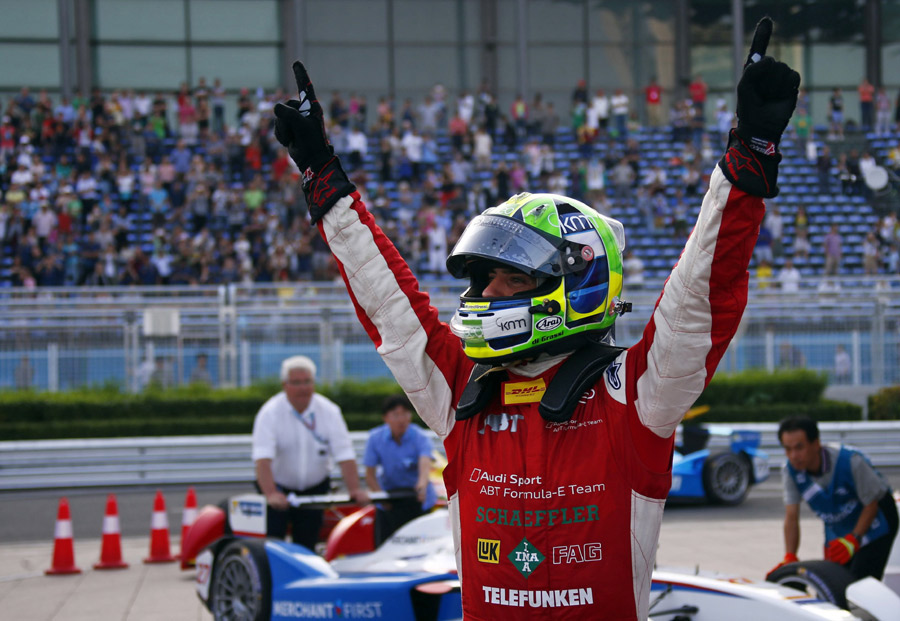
[765,552,799,578]
[719,17,800,198]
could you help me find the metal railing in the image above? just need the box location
[4,277,900,391]
[2,422,899,492]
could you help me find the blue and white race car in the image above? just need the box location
[194,496,462,621]
[669,424,770,505]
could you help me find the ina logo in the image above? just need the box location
[477,538,500,564]
[508,537,544,578]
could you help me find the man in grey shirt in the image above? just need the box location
[770,415,898,581]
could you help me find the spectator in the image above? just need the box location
[858,78,875,132]
[509,93,528,141]
[590,88,610,139]
[777,257,802,293]
[875,87,893,136]
[688,74,708,123]
[816,145,833,194]
[345,124,368,171]
[251,356,369,548]
[610,88,629,140]
[644,77,663,127]
[765,205,784,258]
[14,355,34,390]
[623,250,645,289]
[363,394,437,546]
[823,224,843,276]
[570,78,588,112]
[754,222,773,265]
[756,258,774,290]
[715,99,733,149]
[863,231,880,276]
[189,352,213,385]
[541,101,560,146]
[828,87,844,141]
[792,228,811,262]
[779,342,806,369]
[834,345,851,384]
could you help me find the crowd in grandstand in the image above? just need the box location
[1,77,899,289]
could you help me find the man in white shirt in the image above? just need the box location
[251,356,369,549]
[777,257,801,293]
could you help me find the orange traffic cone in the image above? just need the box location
[179,487,198,564]
[143,490,176,564]
[46,497,82,575]
[94,493,129,570]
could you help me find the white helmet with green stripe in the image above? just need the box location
[447,192,627,364]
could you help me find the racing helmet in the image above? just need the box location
[446,192,627,364]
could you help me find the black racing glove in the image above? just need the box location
[273,61,355,224]
[720,17,800,198]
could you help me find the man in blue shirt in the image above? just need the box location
[364,395,437,546]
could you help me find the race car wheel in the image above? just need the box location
[210,539,272,621]
[702,452,751,505]
[766,560,855,609]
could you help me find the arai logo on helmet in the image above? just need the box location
[535,316,563,331]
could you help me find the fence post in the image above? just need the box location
[873,299,885,386]
[240,339,251,388]
[319,308,335,384]
[765,329,775,372]
[47,343,59,392]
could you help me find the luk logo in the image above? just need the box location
[535,316,562,332]
[477,539,500,564]
[552,543,602,564]
[479,413,524,435]
[508,538,544,578]
[502,379,546,405]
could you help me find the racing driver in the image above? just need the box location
[273,18,799,621]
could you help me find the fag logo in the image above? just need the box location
[552,542,602,564]
[502,379,546,405]
[477,539,500,564]
[508,538,544,578]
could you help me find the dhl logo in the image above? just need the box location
[477,538,500,563]
[502,379,546,405]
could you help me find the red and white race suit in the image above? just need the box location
[320,166,763,620]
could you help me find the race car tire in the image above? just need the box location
[702,452,751,505]
[210,539,272,621]
[766,560,855,609]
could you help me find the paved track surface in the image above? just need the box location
[2,470,899,620]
